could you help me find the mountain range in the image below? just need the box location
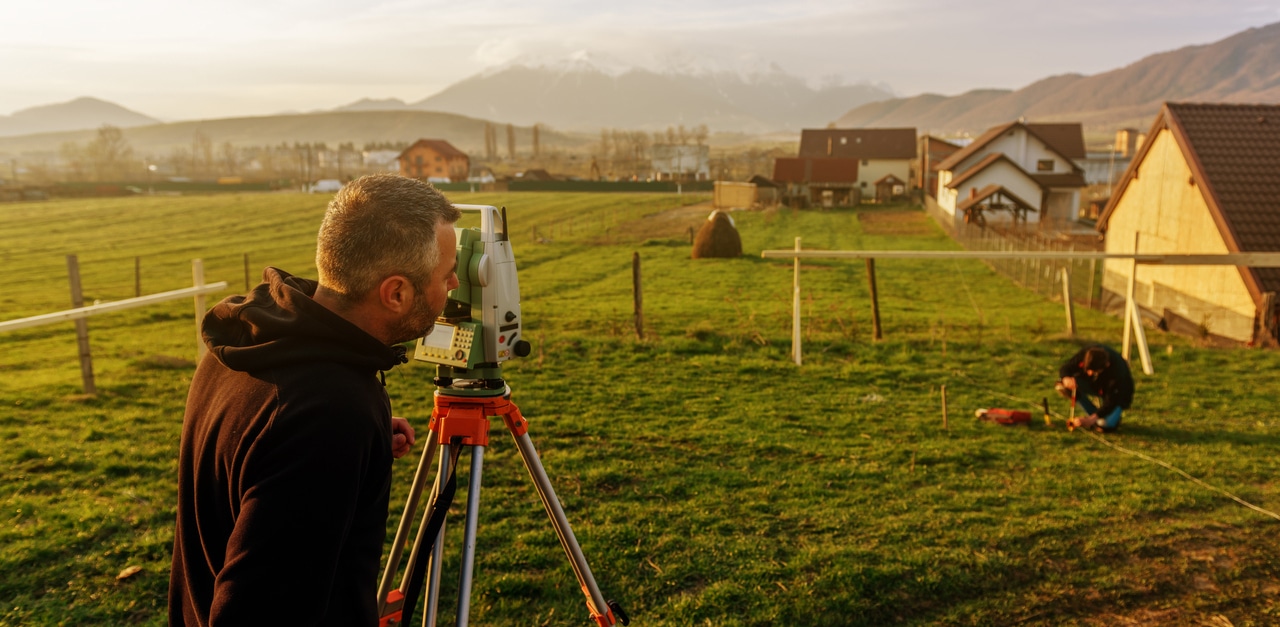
[1,21,1278,150]
[835,21,1280,135]
[0,97,160,138]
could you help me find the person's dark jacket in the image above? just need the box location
[169,267,406,626]
[1059,344,1134,417]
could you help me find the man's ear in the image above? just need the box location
[377,275,413,314]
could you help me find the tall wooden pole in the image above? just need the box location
[67,255,96,395]
[632,252,643,340]
[1061,267,1076,337]
[866,258,882,340]
[1123,232,1139,361]
[792,237,802,366]
[193,259,208,361]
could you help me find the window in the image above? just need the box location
[840,137,848,145]
[1037,159,1054,172]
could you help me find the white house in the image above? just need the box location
[652,145,710,181]
[936,122,1087,226]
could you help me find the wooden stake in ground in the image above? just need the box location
[632,252,643,340]
[866,258,882,341]
[941,384,948,430]
[67,254,96,395]
[1060,267,1076,337]
[193,259,208,361]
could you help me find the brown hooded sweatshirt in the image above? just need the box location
[169,267,406,626]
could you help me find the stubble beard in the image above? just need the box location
[389,290,443,346]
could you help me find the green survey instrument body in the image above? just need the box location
[414,204,529,375]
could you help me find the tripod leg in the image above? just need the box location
[422,445,450,627]
[378,428,439,617]
[456,445,485,627]
[510,431,616,625]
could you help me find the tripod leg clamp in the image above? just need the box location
[378,589,404,626]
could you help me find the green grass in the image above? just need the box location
[1,193,1278,626]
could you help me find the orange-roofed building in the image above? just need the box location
[398,139,470,182]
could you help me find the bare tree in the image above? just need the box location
[192,131,214,178]
[60,142,89,182]
[506,124,516,160]
[86,125,136,181]
[532,123,541,159]
[220,142,239,177]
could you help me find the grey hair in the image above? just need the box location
[316,174,462,302]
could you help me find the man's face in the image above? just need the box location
[389,223,458,345]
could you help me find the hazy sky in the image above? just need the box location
[4,0,1277,121]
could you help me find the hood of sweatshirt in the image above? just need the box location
[202,267,405,374]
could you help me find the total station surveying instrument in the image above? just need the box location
[376,205,629,627]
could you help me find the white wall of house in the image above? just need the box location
[857,158,912,192]
[1102,129,1257,342]
[943,159,1044,221]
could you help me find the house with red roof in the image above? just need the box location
[935,122,1087,226]
[1098,102,1280,345]
[397,139,470,182]
[796,128,916,204]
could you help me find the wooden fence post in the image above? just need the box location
[632,252,643,340]
[1130,301,1154,375]
[1123,232,1139,362]
[1259,292,1278,348]
[244,253,251,291]
[134,256,141,298]
[66,254,96,395]
[792,237,802,366]
[941,384,949,430]
[1061,267,1076,337]
[193,259,208,360]
[866,258,882,340]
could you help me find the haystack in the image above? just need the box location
[691,210,742,259]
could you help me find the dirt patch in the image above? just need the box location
[858,210,934,235]
[609,201,717,244]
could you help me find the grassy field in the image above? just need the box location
[1,191,1278,626]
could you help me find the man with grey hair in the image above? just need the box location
[170,174,461,626]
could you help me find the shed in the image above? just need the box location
[1098,102,1280,345]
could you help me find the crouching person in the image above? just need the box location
[1056,344,1134,432]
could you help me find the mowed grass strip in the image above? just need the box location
[1,193,1278,626]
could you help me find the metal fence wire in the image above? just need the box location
[925,199,1105,308]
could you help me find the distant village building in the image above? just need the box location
[935,121,1087,227]
[651,144,710,181]
[918,135,962,198]
[796,127,917,203]
[1098,102,1280,345]
[771,127,916,208]
[772,157,860,208]
[363,149,402,172]
[398,139,470,182]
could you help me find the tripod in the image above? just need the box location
[376,379,628,627]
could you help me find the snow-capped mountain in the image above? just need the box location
[401,52,895,133]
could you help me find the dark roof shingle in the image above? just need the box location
[1168,102,1280,295]
[799,128,917,160]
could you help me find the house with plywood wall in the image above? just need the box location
[1097,102,1280,345]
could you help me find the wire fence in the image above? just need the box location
[925,198,1105,308]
